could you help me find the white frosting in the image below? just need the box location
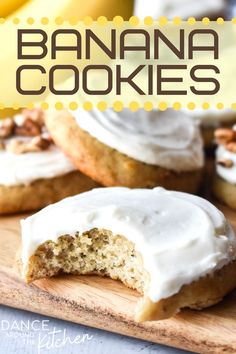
[0,144,76,186]
[0,117,76,186]
[21,187,236,302]
[73,108,204,172]
[134,0,225,19]
[216,146,236,184]
[185,108,236,126]
[216,125,236,184]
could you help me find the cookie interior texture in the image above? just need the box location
[25,229,148,292]
[24,228,236,322]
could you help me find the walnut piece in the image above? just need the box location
[22,108,45,127]
[226,141,236,153]
[214,128,235,145]
[217,158,233,168]
[15,118,42,137]
[28,136,51,151]
[7,136,51,154]
[0,118,15,138]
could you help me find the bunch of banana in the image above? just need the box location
[0,0,134,115]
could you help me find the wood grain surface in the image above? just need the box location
[0,205,236,354]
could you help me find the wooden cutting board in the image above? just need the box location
[0,204,236,354]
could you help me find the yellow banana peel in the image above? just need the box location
[0,0,29,18]
[11,0,134,20]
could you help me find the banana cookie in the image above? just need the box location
[0,109,98,214]
[20,187,236,321]
[45,109,204,193]
[213,125,236,210]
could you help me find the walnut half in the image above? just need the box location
[7,136,51,154]
[14,118,42,137]
[22,108,45,127]
[217,158,234,168]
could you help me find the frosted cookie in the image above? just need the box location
[45,109,204,193]
[213,125,236,209]
[21,187,236,321]
[0,109,98,214]
[134,0,226,20]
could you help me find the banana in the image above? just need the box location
[0,0,29,18]
[0,0,134,106]
[11,0,134,20]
